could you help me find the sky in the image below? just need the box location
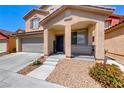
[0,5,124,32]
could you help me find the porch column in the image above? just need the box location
[95,22,105,62]
[65,24,72,58]
[16,37,21,52]
[44,29,49,56]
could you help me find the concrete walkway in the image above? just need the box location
[0,69,64,88]
[28,54,65,80]
[0,52,42,72]
[106,58,124,72]
[73,55,95,62]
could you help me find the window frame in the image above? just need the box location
[71,29,88,45]
[30,17,40,29]
[105,20,112,28]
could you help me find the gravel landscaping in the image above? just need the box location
[46,59,102,88]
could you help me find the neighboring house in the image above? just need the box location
[105,13,124,28]
[0,29,16,54]
[105,19,124,56]
[16,5,115,62]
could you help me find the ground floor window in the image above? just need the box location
[72,29,88,45]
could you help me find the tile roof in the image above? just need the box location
[0,29,13,36]
[105,21,124,33]
[109,13,124,19]
[82,5,116,11]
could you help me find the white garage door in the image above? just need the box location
[21,37,43,53]
[0,40,7,53]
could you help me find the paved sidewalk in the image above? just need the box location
[0,69,64,88]
[107,58,124,72]
[27,54,65,80]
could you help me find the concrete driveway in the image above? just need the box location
[0,52,64,88]
[0,69,63,88]
[0,52,42,72]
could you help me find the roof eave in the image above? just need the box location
[15,30,44,36]
[23,9,49,20]
[109,14,124,19]
[40,5,114,26]
[0,32,9,38]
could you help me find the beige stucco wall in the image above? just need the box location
[45,29,65,55]
[8,36,16,53]
[25,13,45,32]
[88,25,95,45]
[48,30,55,54]
[105,27,124,56]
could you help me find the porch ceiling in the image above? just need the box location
[48,25,65,31]
[71,21,95,30]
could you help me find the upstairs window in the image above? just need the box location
[30,18,40,29]
[105,20,111,28]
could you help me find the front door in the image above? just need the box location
[56,36,64,52]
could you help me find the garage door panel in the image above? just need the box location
[0,40,7,53]
[22,38,43,43]
[21,37,44,53]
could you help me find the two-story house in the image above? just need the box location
[15,5,115,62]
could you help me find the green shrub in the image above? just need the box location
[33,60,41,65]
[89,63,124,88]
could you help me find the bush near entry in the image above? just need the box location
[89,63,124,88]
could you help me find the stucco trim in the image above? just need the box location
[15,30,44,36]
[40,5,114,26]
[16,29,25,33]
[107,51,124,57]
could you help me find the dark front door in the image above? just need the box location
[56,36,64,52]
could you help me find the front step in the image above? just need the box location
[43,62,58,66]
[46,58,59,62]
[48,55,65,59]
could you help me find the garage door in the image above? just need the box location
[0,40,7,53]
[21,37,43,53]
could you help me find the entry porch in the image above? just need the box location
[41,6,108,62]
[43,20,104,61]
